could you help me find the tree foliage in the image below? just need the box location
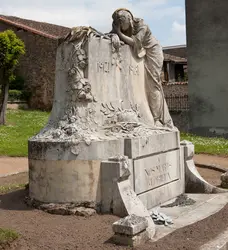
[0,30,25,125]
[0,29,25,81]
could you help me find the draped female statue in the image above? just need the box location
[110,8,174,128]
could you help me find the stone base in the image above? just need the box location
[25,197,97,216]
[112,230,149,247]
[182,140,228,194]
[112,214,149,247]
[28,131,182,210]
[151,193,228,241]
[221,172,228,189]
[221,183,228,189]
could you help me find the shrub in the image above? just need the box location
[0,89,31,102]
[8,90,23,101]
[9,75,25,90]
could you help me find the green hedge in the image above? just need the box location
[0,89,28,102]
[8,90,23,102]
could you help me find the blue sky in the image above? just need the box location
[0,0,186,46]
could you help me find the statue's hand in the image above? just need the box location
[112,22,121,34]
[111,34,121,49]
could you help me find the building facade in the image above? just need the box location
[0,15,70,110]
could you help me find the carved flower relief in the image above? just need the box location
[69,116,78,123]
[117,110,139,123]
[68,47,94,102]
[72,78,93,102]
[76,49,87,69]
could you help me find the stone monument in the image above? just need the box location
[27,8,227,244]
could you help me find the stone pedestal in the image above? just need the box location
[112,215,149,247]
[101,132,184,212]
[28,32,183,212]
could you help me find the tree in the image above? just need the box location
[0,30,25,125]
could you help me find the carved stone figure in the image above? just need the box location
[110,8,174,128]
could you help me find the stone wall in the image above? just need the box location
[170,111,189,132]
[163,83,189,132]
[0,21,58,110]
[163,83,188,97]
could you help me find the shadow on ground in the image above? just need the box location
[0,188,33,211]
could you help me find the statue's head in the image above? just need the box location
[112,8,134,31]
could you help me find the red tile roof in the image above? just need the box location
[0,15,70,39]
[163,81,188,85]
[163,53,187,63]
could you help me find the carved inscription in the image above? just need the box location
[145,163,172,187]
[134,150,180,194]
[97,62,110,73]
[97,61,139,75]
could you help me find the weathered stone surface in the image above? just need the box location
[28,139,125,161]
[33,34,162,145]
[182,143,228,194]
[221,172,228,188]
[100,157,134,214]
[101,155,156,239]
[25,197,96,216]
[112,214,148,236]
[185,159,228,193]
[181,140,194,160]
[72,207,96,217]
[100,133,184,213]
[151,210,173,226]
[139,179,185,210]
[125,131,179,158]
[112,230,149,247]
[29,159,102,204]
[116,179,155,239]
[27,23,179,219]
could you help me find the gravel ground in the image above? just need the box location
[0,155,228,250]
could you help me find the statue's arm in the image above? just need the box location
[112,23,134,47]
[117,32,134,47]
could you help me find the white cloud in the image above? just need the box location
[162,20,186,46]
[0,0,169,28]
[151,6,185,21]
[172,21,186,33]
[0,0,186,45]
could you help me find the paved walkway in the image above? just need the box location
[0,157,28,177]
[0,154,228,178]
[194,154,228,169]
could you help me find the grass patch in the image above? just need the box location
[0,110,228,157]
[181,133,228,156]
[0,228,19,245]
[0,183,27,194]
[0,110,49,156]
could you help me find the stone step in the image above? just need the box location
[149,193,228,241]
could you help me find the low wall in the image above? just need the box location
[171,111,189,133]
[7,101,28,110]
[163,82,188,96]
[163,82,189,132]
